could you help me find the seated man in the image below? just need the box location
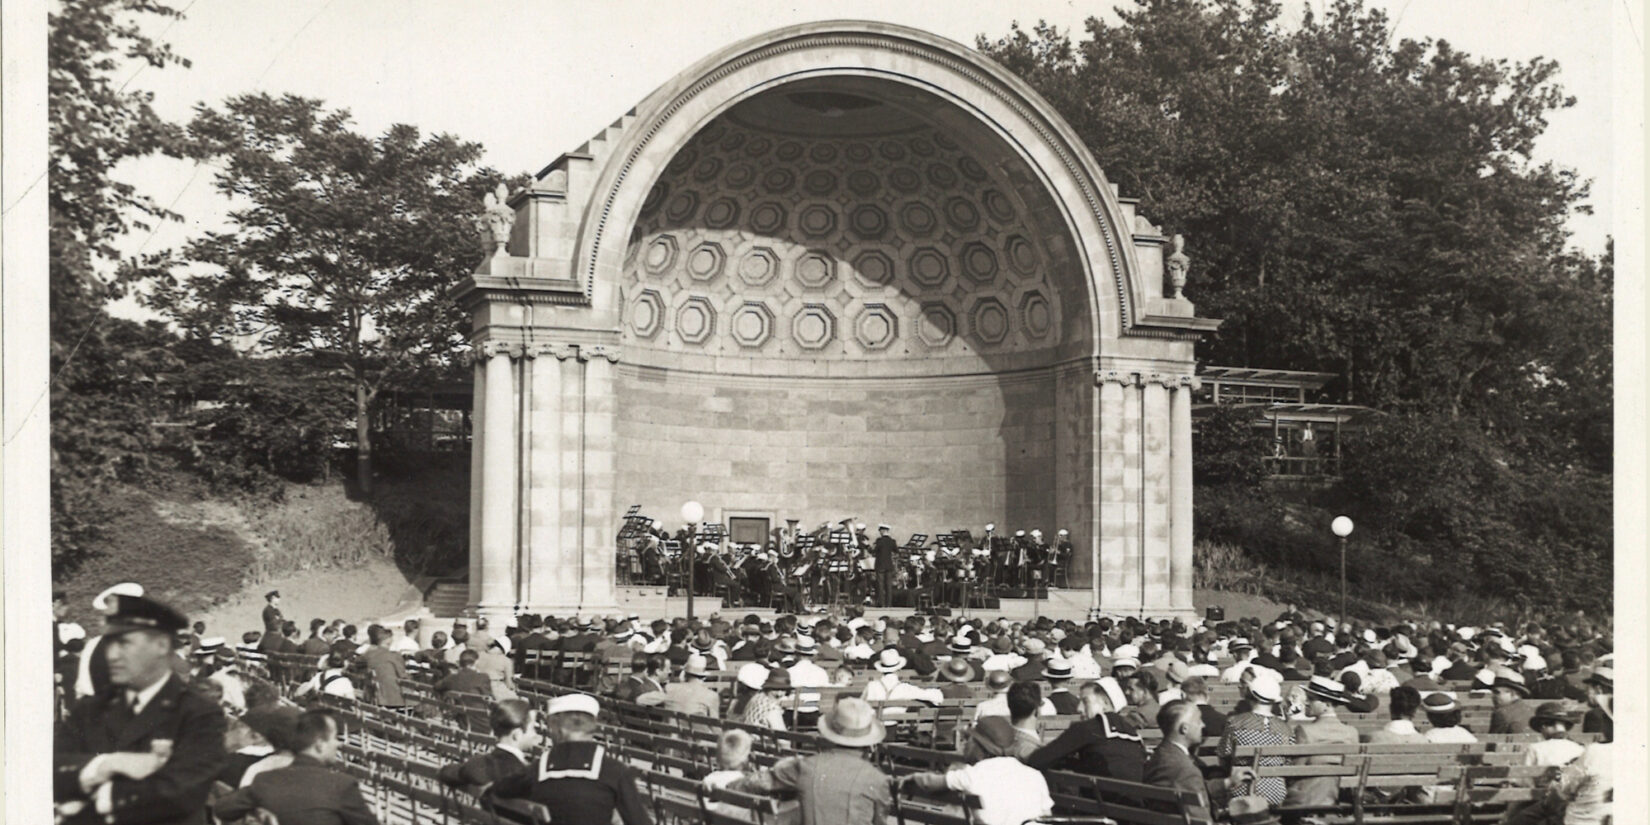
[902,709,1054,825]
[725,698,893,825]
[492,694,653,825]
[434,650,493,698]
[1024,678,1147,781]
[439,699,539,790]
[1144,700,1252,804]
[214,710,378,824]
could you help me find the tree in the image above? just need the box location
[980,0,1612,615]
[148,95,520,494]
[979,0,1604,439]
[49,0,193,573]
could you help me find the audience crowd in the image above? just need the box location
[52,582,1616,825]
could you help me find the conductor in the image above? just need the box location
[873,524,898,607]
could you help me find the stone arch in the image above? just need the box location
[456,21,1213,620]
[573,21,1149,349]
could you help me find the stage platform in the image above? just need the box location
[615,584,1110,623]
[417,583,1198,627]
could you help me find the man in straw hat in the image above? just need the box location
[725,697,893,825]
[1281,676,1360,807]
[493,694,653,825]
[55,592,227,825]
[863,647,943,717]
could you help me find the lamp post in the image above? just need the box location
[682,501,704,622]
[1331,516,1354,623]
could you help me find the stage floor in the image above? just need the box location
[613,584,1108,622]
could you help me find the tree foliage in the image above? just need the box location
[49,0,193,573]
[148,94,522,494]
[1193,403,1269,486]
[980,0,1611,614]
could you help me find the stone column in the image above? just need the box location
[1096,371,1136,611]
[1170,375,1199,613]
[578,344,621,612]
[1141,374,1173,612]
[467,356,486,612]
[478,341,519,622]
[525,343,578,610]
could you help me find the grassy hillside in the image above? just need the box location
[55,465,469,628]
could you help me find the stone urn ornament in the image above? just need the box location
[1167,233,1190,300]
[478,183,515,257]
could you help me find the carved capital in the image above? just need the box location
[480,340,525,360]
[1177,374,1203,391]
[1096,370,1140,387]
[1145,372,1175,388]
[579,345,621,364]
[530,342,580,361]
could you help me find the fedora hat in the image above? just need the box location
[1041,657,1074,681]
[762,668,793,692]
[984,670,1013,691]
[683,654,709,677]
[941,657,973,683]
[1227,795,1281,825]
[818,698,886,747]
[874,647,908,673]
[1530,701,1584,728]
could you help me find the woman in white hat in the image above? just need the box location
[1218,671,1293,806]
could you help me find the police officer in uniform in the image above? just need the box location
[259,594,282,636]
[55,593,227,825]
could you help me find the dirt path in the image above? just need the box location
[195,558,422,641]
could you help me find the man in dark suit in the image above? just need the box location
[436,649,494,697]
[439,699,538,790]
[214,710,378,824]
[872,525,899,606]
[55,594,227,825]
[1179,677,1227,742]
[300,619,331,657]
[1144,700,1251,803]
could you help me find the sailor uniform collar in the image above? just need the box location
[538,740,605,781]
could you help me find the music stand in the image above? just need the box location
[903,533,929,550]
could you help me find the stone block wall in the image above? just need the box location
[615,366,1074,540]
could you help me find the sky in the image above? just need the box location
[107,0,1626,293]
